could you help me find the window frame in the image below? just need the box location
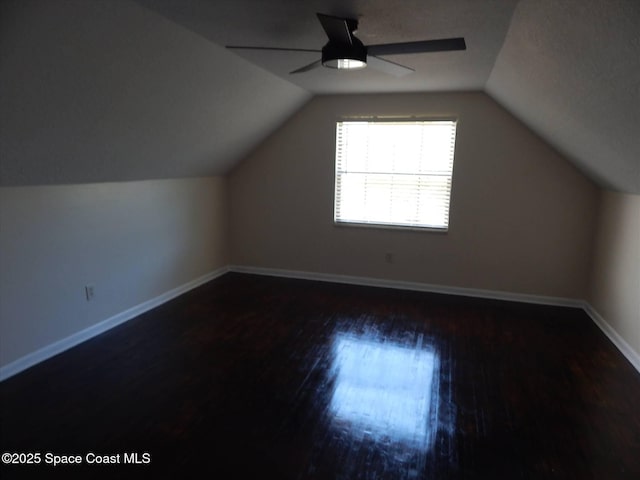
[333,116,458,233]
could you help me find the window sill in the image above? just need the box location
[333,221,448,234]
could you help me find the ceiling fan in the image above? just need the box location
[226,13,466,77]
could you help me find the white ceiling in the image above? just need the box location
[138,0,640,193]
[1,0,638,193]
[487,0,640,193]
[136,0,519,94]
[0,0,310,185]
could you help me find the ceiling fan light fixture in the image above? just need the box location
[325,58,367,70]
[321,40,367,70]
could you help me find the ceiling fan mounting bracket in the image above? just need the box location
[345,18,358,34]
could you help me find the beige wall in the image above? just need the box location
[229,92,599,299]
[589,191,640,356]
[0,177,228,369]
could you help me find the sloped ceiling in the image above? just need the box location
[135,0,519,93]
[1,0,638,193]
[0,0,310,185]
[138,0,639,193]
[487,0,640,193]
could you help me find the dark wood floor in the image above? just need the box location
[1,273,639,479]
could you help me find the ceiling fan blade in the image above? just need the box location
[226,46,320,53]
[367,37,466,56]
[316,13,354,45]
[367,55,414,77]
[290,59,323,74]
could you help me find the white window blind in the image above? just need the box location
[334,120,457,230]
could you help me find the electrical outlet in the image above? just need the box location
[385,252,394,264]
[85,285,95,301]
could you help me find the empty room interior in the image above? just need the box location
[1,0,639,478]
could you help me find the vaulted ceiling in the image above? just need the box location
[136,0,519,94]
[1,0,638,193]
[487,0,639,193]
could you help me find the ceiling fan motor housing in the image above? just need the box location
[321,37,367,69]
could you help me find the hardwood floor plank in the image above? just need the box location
[1,273,639,479]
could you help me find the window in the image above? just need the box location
[334,120,457,230]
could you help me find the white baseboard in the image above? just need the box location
[4,265,638,381]
[0,267,229,382]
[231,265,640,374]
[582,302,640,373]
[229,265,583,308]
